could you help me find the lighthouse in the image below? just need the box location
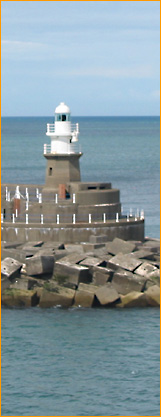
[43,102,82,190]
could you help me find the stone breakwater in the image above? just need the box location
[1,236,160,308]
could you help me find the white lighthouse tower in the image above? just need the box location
[43,102,82,190]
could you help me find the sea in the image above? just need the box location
[1,116,160,416]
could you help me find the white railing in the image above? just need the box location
[44,143,81,155]
[46,123,79,134]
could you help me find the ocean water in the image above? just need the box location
[1,116,160,416]
[1,308,160,416]
[1,116,160,237]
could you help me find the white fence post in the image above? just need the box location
[56,214,59,224]
[116,213,119,223]
[26,214,28,224]
[40,214,43,224]
[135,213,137,221]
[1,213,3,223]
[55,194,58,204]
[130,208,133,217]
[89,214,91,224]
[12,214,15,224]
[15,209,18,218]
[36,188,39,198]
[8,191,11,202]
[140,209,144,220]
[127,213,129,222]
[5,187,8,201]
[39,193,42,204]
[26,201,29,211]
[73,214,76,224]
[73,193,76,203]
[103,213,106,223]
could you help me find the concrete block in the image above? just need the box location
[26,255,54,276]
[1,289,39,307]
[10,277,38,291]
[58,252,86,265]
[73,283,97,307]
[130,249,155,261]
[79,257,106,268]
[117,291,148,308]
[95,283,120,306]
[108,253,142,272]
[39,286,75,308]
[1,277,11,291]
[65,244,84,254]
[22,241,44,249]
[1,257,22,279]
[112,269,146,295]
[106,238,136,255]
[81,243,105,253]
[134,262,158,278]
[89,235,108,244]
[144,285,160,306]
[92,266,113,286]
[53,260,92,287]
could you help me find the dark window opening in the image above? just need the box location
[88,186,96,190]
[62,114,66,121]
[49,167,52,176]
[3,208,6,219]
[99,186,105,189]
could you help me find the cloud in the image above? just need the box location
[1,39,45,50]
[67,65,155,79]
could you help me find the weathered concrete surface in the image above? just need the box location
[144,285,160,306]
[39,286,75,308]
[79,257,106,268]
[95,283,120,306]
[26,255,54,277]
[117,291,148,308]
[92,266,113,286]
[1,257,22,279]
[134,262,158,278]
[53,260,92,286]
[106,238,136,255]
[108,253,142,272]
[89,235,108,244]
[111,269,147,295]
[130,249,155,261]
[73,284,98,308]
[1,288,39,307]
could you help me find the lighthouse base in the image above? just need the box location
[44,153,82,189]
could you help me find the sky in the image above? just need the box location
[1,1,160,116]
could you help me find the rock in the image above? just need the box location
[42,242,65,250]
[1,257,22,279]
[74,284,98,308]
[111,269,147,295]
[106,238,136,255]
[94,283,120,307]
[79,257,106,268]
[117,291,148,308]
[39,286,75,308]
[1,288,39,307]
[26,255,54,277]
[53,260,92,287]
[89,235,108,244]
[134,262,158,278]
[144,285,160,306]
[108,253,142,272]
